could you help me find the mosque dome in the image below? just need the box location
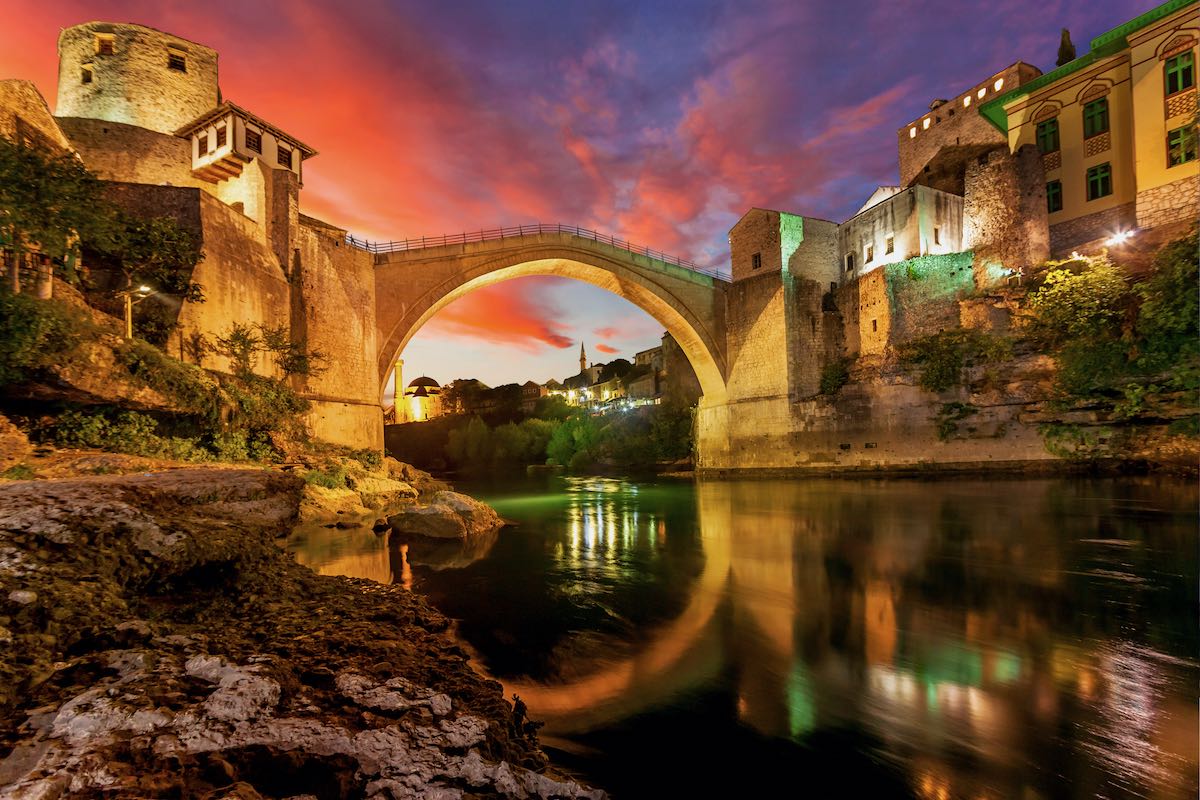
[404,376,440,396]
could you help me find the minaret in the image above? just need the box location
[579,342,587,374]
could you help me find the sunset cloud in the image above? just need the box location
[594,343,620,355]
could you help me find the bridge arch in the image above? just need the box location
[372,232,729,404]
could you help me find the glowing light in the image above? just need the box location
[909,126,917,138]
[962,95,971,107]
[993,78,1004,91]
[977,88,986,99]
[922,117,931,130]
[1105,229,1135,246]
[136,285,152,294]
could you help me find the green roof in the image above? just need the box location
[978,0,1198,133]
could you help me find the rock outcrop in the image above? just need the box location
[0,469,601,798]
[387,491,505,539]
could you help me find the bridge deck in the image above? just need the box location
[347,223,728,281]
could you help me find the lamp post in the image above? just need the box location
[116,284,153,339]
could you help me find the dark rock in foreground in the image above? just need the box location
[0,469,601,798]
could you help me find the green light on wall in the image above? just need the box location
[779,213,805,275]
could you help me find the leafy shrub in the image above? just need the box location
[1027,255,1130,346]
[54,409,161,455]
[0,292,83,385]
[1,463,35,480]
[305,465,348,489]
[898,330,1011,392]
[1040,423,1118,461]
[819,357,851,395]
[118,339,219,414]
[348,448,382,469]
[935,402,978,441]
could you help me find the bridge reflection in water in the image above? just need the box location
[285,476,1199,799]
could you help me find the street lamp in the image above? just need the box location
[116,284,153,339]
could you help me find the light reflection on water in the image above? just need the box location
[285,476,1199,799]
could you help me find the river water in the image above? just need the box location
[285,475,1199,799]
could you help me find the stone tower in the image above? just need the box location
[55,22,219,134]
[579,343,588,373]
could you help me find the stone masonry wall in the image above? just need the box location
[1049,202,1137,255]
[58,116,202,188]
[964,145,1049,283]
[292,219,382,450]
[56,22,219,136]
[897,62,1042,186]
[729,209,781,281]
[1136,174,1200,228]
[0,80,74,153]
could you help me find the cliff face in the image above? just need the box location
[0,468,601,798]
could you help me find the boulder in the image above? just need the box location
[346,475,417,510]
[298,485,371,522]
[387,491,503,539]
[0,414,32,472]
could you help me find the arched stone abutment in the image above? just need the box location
[373,236,728,404]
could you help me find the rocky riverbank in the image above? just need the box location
[0,468,603,799]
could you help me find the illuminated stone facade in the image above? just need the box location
[56,22,219,136]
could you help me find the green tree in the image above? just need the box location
[1027,255,1130,346]
[0,136,120,286]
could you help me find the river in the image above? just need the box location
[285,475,1199,798]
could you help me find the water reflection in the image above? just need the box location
[286,477,1199,799]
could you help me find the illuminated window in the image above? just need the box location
[865,244,874,263]
[1046,180,1063,213]
[197,133,208,156]
[885,234,894,254]
[1165,51,1195,96]
[751,252,762,270]
[977,87,986,99]
[1036,118,1060,154]
[933,227,941,245]
[277,145,292,168]
[922,118,931,130]
[963,95,971,107]
[909,127,917,138]
[845,253,855,272]
[993,78,1005,92]
[80,66,92,84]
[1167,126,1197,166]
[1086,162,1112,201]
[95,34,114,55]
[168,51,187,72]
[216,125,227,148]
[1083,98,1109,138]
[245,129,262,153]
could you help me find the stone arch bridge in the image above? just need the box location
[366,225,730,405]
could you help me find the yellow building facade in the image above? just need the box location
[983,0,1198,254]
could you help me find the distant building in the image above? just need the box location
[402,376,442,422]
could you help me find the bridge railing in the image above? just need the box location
[345,223,727,280]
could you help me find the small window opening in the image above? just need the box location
[277,146,292,168]
[168,51,187,72]
[197,133,208,156]
[865,244,874,263]
[885,234,894,255]
[95,34,114,56]
[933,227,941,245]
[216,125,227,148]
[751,252,762,270]
[81,66,93,84]
[871,319,878,332]
[245,129,262,153]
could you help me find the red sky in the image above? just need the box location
[0,0,1152,388]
